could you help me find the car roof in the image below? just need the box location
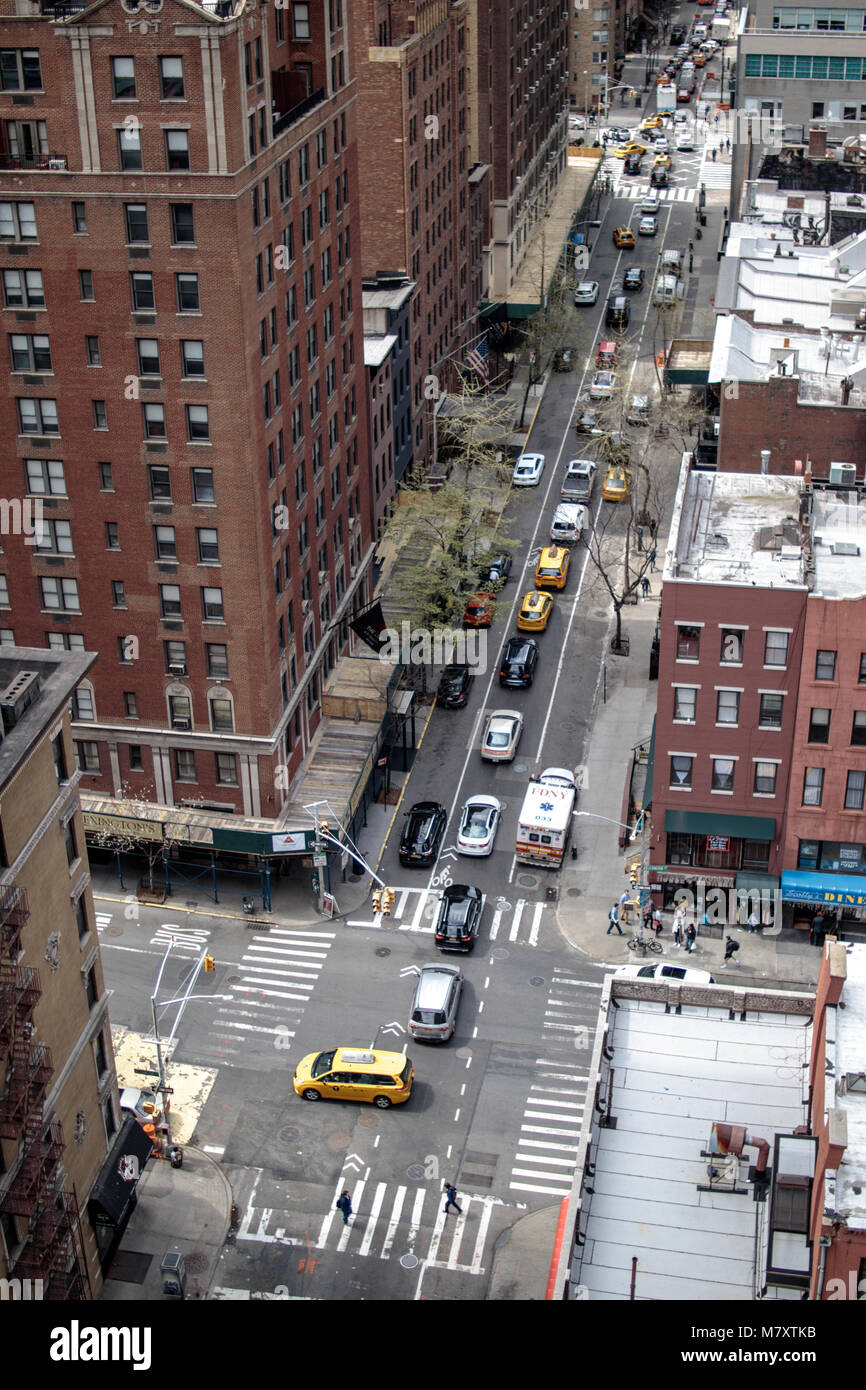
[407,800,442,815]
[505,636,536,654]
[442,882,480,898]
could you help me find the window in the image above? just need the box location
[759,692,784,728]
[186,405,210,442]
[201,586,224,621]
[0,49,42,91]
[137,339,160,376]
[0,201,37,240]
[808,708,831,743]
[210,696,233,732]
[72,687,94,721]
[670,755,693,788]
[293,3,311,40]
[196,528,219,563]
[216,752,238,785]
[160,584,182,618]
[160,56,185,100]
[118,125,142,171]
[47,632,85,653]
[803,767,824,806]
[105,522,120,550]
[853,713,866,746]
[112,580,125,608]
[174,748,196,781]
[93,399,107,429]
[124,203,148,243]
[129,745,143,771]
[154,525,177,560]
[17,398,58,434]
[86,336,101,366]
[165,129,189,171]
[148,465,172,500]
[181,340,204,377]
[170,203,194,244]
[764,630,789,667]
[191,468,214,503]
[52,732,68,784]
[72,201,87,234]
[711,758,735,792]
[206,644,228,678]
[143,403,166,439]
[9,333,51,372]
[754,761,778,795]
[720,628,744,664]
[676,625,700,660]
[845,770,865,810]
[815,649,836,681]
[79,269,94,301]
[25,458,65,495]
[131,273,155,311]
[176,274,200,312]
[3,268,44,307]
[717,686,739,722]
[99,462,113,491]
[112,56,136,98]
[75,743,99,775]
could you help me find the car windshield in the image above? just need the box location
[312,1049,336,1077]
[466,604,485,616]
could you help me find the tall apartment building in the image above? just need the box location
[0,0,374,825]
[476,0,569,298]
[362,270,414,529]
[351,0,473,461]
[0,647,148,1299]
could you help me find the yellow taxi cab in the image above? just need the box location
[693,52,707,66]
[640,115,663,131]
[517,590,554,631]
[613,226,636,249]
[534,545,571,590]
[613,141,647,159]
[602,465,633,502]
[653,152,672,169]
[293,1046,414,1108]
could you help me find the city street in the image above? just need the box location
[97,9,735,1302]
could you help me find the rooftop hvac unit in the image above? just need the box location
[832,541,860,556]
[829,462,857,486]
[0,669,41,732]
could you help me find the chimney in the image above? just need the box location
[761,450,771,474]
[809,127,828,159]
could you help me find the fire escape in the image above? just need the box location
[0,883,88,1298]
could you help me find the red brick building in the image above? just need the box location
[0,0,373,822]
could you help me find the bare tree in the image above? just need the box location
[87,784,201,902]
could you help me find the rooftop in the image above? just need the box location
[717,225,866,331]
[0,646,96,790]
[811,489,866,599]
[667,469,806,588]
[708,313,866,408]
[364,334,398,369]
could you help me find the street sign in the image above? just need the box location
[134,1068,161,1077]
[321,893,336,919]
[313,852,328,867]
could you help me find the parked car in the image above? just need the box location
[626,394,650,426]
[575,406,606,434]
[605,294,630,330]
[512,452,545,486]
[462,591,496,628]
[120,1088,163,1125]
[574,280,600,306]
[456,795,502,857]
[550,502,586,543]
[437,663,473,708]
[614,962,715,984]
[517,590,554,631]
[589,370,616,399]
[612,225,636,248]
[560,459,597,503]
[399,801,447,867]
[480,708,524,762]
[435,884,485,953]
[569,113,586,130]
[595,339,618,367]
[479,551,512,587]
[553,348,575,372]
[499,636,539,686]
[623,265,645,292]
[602,464,632,502]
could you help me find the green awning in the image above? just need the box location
[664,809,776,841]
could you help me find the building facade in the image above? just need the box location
[0,647,147,1299]
[362,270,414,530]
[0,0,374,824]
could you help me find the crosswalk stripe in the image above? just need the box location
[526,1096,584,1110]
[509,900,524,943]
[489,908,502,941]
[521,1122,582,1138]
[358,1182,388,1257]
[518,1137,580,1154]
[529,902,543,947]
[380,1185,407,1261]
[510,1180,573,1196]
[515,1153,577,1169]
[511,1167,572,1183]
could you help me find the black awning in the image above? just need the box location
[88,1114,153,1226]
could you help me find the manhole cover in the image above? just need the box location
[455,1046,473,1059]
[105,926,124,937]
[517,875,538,889]
[566,888,582,898]
[407,1163,427,1181]
[400,1253,420,1270]
[357,1113,380,1128]
[513,762,529,774]
[278,1127,301,1144]
[560,720,577,732]
[375,947,391,957]
[489,947,509,962]
[529,976,546,987]
[226,975,241,984]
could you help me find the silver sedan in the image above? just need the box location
[456,795,503,857]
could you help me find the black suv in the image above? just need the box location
[479,552,512,587]
[623,266,644,292]
[437,664,473,708]
[650,167,669,188]
[499,636,539,687]
[435,884,484,953]
[605,295,630,331]
[399,801,447,867]
[671,23,686,43]
[623,151,643,175]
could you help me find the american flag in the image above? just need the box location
[465,335,489,382]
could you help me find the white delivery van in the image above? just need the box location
[653,273,685,306]
[515,768,577,867]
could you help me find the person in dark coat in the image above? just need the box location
[721,936,739,968]
[443,1182,462,1216]
[809,911,825,945]
[685,923,696,954]
[336,1190,353,1225]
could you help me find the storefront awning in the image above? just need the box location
[665,810,775,841]
[88,1114,153,1226]
[781,870,866,907]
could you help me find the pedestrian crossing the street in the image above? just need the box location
[347,885,547,949]
[508,969,602,1198]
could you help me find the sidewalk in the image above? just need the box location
[100,1145,233,1301]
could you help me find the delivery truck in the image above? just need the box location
[515,768,577,867]
[656,83,677,113]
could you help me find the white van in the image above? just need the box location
[550,502,586,543]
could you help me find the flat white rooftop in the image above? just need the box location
[576,1000,810,1300]
[811,491,866,600]
[670,471,805,588]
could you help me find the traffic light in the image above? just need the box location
[630,864,639,889]
[319,819,330,841]
[204,954,215,973]
[372,889,383,914]
[382,887,395,916]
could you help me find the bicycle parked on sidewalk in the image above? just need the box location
[627,933,663,954]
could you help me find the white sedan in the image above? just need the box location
[614,962,715,984]
[589,370,616,399]
[574,280,600,306]
[652,135,669,151]
[480,708,524,762]
[512,452,545,487]
[456,795,503,857]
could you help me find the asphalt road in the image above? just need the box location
[99,10,729,1302]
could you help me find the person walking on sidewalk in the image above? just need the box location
[607,903,623,935]
[648,516,657,541]
[685,922,696,954]
[648,547,657,571]
[640,576,650,600]
[721,936,740,969]
[652,906,664,937]
[336,1190,353,1225]
[443,1182,462,1216]
[635,522,644,551]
